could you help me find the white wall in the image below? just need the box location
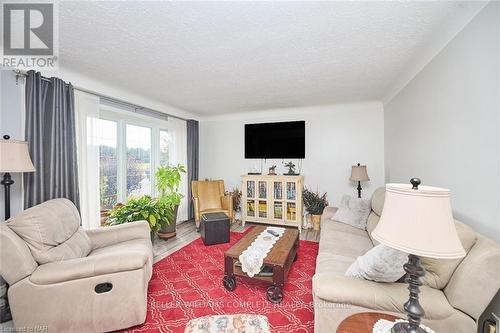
[385,2,500,241]
[200,101,385,207]
[0,69,24,221]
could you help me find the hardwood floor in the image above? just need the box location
[152,219,320,263]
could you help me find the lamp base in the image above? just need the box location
[391,321,426,333]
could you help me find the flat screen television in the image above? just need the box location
[245,121,305,159]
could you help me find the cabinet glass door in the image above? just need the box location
[273,202,283,220]
[286,182,296,200]
[258,200,267,218]
[258,181,267,199]
[286,202,297,221]
[247,181,255,198]
[246,200,256,216]
[273,182,283,200]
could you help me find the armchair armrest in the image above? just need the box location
[30,251,149,285]
[313,274,455,319]
[193,197,201,222]
[321,206,338,222]
[221,194,233,218]
[86,221,150,250]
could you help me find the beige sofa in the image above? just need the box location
[313,188,500,333]
[0,199,153,332]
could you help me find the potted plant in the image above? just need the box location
[303,188,328,231]
[155,164,186,239]
[107,196,174,240]
[225,188,242,222]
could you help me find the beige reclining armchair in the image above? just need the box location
[192,180,233,229]
[0,198,153,332]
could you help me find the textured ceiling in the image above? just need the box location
[58,1,485,115]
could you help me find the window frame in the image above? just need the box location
[99,106,170,206]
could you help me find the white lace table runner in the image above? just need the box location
[373,319,436,333]
[239,227,286,277]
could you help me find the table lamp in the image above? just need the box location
[0,135,35,220]
[350,163,370,198]
[372,178,465,333]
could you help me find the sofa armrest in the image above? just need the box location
[30,251,149,285]
[321,206,338,222]
[313,274,456,320]
[86,221,150,250]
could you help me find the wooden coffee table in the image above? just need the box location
[336,312,401,333]
[222,226,299,303]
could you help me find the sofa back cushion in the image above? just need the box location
[366,213,380,246]
[444,235,500,320]
[7,198,91,264]
[366,187,385,245]
[420,221,476,289]
[367,187,478,290]
[370,187,385,216]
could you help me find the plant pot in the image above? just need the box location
[311,214,321,231]
[100,210,110,226]
[157,205,179,240]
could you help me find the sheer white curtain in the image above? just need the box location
[75,91,101,230]
[168,117,188,223]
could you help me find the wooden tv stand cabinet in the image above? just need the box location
[241,175,303,232]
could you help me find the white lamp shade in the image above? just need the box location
[372,183,465,259]
[0,139,36,173]
[350,164,370,181]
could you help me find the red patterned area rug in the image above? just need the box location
[124,229,319,333]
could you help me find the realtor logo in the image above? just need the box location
[1,2,58,69]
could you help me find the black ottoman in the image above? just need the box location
[201,212,230,245]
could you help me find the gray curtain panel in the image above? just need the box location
[24,71,80,210]
[186,119,199,220]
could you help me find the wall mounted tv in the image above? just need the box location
[245,121,305,159]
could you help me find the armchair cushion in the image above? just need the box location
[7,199,91,264]
[30,250,149,284]
[194,180,225,211]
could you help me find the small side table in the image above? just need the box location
[336,312,401,333]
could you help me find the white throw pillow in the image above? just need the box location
[345,244,407,282]
[332,195,371,230]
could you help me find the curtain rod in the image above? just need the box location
[12,69,188,121]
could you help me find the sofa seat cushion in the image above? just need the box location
[7,199,91,264]
[319,221,373,260]
[313,275,458,320]
[30,250,149,285]
[315,253,355,276]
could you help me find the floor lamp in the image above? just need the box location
[0,135,35,220]
[372,178,465,333]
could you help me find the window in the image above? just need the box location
[96,119,118,209]
[97,110,170,210]
[159,129,169,166]
[126,124,151,197]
